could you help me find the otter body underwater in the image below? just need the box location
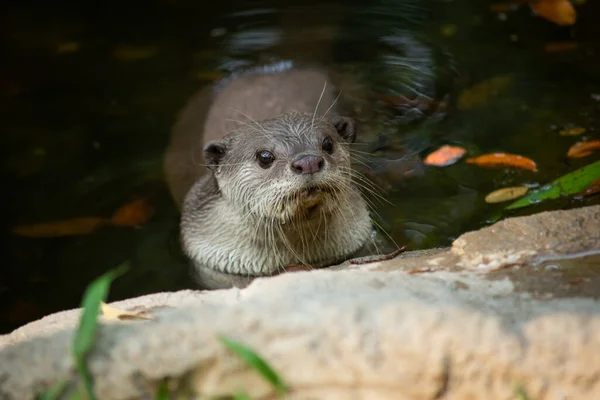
[164,67,375,289]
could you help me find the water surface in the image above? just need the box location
[2,0,599,333]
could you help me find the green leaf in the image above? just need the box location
[217,334,288,394]
[506,160,600,210]
[154,381,169,400]
[35,381,68,400]
[72,263,130,400]
[514,383,531,400]
[233,391,253,400]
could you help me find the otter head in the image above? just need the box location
[203,112,357,222]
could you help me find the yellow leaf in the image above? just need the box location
[559,126,585,136]
[485,186,529,203]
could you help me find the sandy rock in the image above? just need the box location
[0,205,599,400]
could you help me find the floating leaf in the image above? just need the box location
[113,45,158,61]
[530,0,576,26]
[506,160,600,209]
[466,153,537,172]
[12,217,107,238]
[567,139,600,158]
[424,145,467,167]
[100,302,153,321]
[544,41,579,53]
[457,75,513,110]
[485,186,529,203]
[72,264,130,400]
[110,198,155,227]
[559,126,585,136]
[574,177,600,197]
[217,334,288,394]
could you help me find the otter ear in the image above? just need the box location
[203,141,227,171]
[332,116,357,143]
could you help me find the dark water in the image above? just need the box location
[2,0,599,333]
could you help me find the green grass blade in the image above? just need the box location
[514,383,531,400]
[71,263,129,400]
[154,381,169,400]
[35,381,68,400]
[506,160,600,210]
[233,391,253,400]
[217,334,288,394]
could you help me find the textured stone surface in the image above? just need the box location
[1,205,599,400]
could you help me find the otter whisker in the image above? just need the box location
[228,107,270,137]
[318,88,343,123]
[338,167,394,207]
[312,81,328,132]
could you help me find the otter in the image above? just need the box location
[165,66,374,289]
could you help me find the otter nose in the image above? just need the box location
[291,154,325,175]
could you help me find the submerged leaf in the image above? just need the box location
[485,186,529,203]
[56,42,80,54]
[12,217,107,238]
[567,139,600,158]
[466,153,537,172]
[113,45,158,61]
[72,264,130,400]
[506,160,600,209]
[424,145,467,167]
[530,0,576,26]
[457,75,513,110]
[544,41,579,53]
[218,334,288,394]
[559,126,585,136]
[100,302,153,321]
[110,198,155,227]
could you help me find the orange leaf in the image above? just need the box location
[12,217,107,238]
[110,198,155,227]
[424,145,467,167]
[530,0,576,26]
[567,139,600,158]
[465,153,538,171]
[574,177,600,197]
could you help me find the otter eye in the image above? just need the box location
[322,137,334,154]
[256,150,275,168]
